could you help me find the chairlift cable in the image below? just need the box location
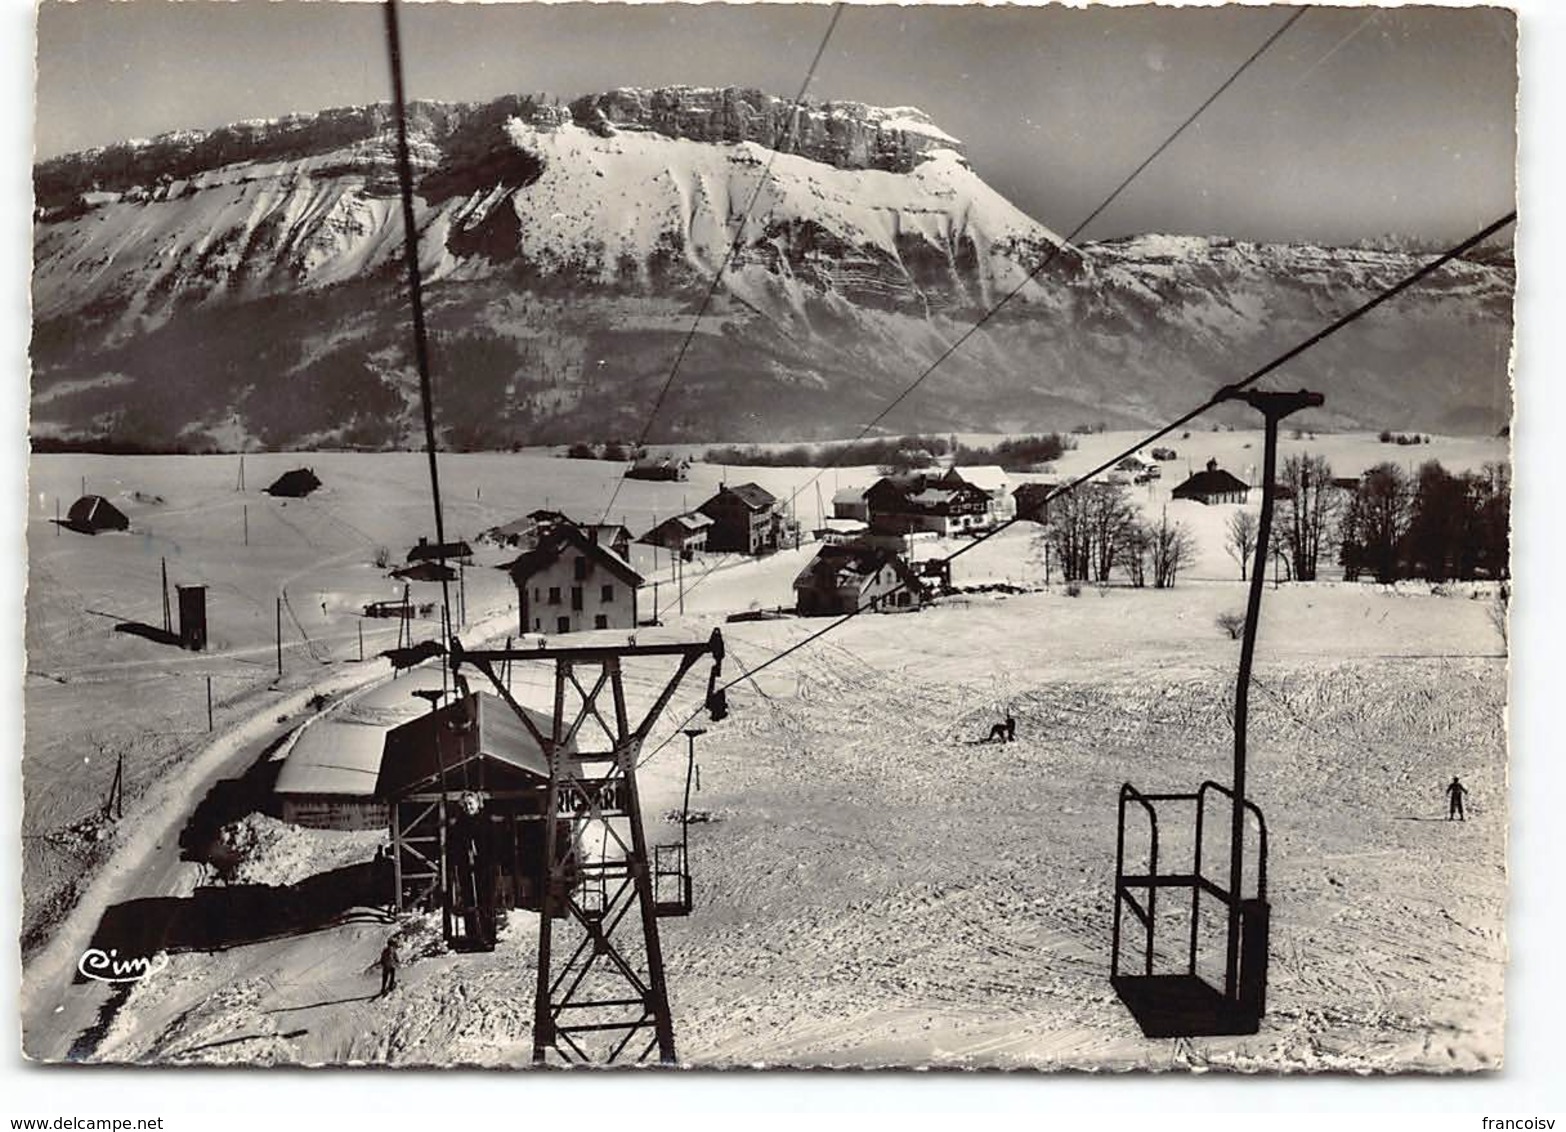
[384,0,456,658]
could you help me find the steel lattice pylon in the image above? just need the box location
[454,632,722,1065]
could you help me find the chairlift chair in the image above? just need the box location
[652,842,693,918]
[1110,781,1269,1037]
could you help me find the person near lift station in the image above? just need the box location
[377,937,400,997]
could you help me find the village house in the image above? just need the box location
[814,517,870,545]
[640,512,713,557]
[864,472,990,537]
[583,522,633,561]
[507,521,643,635]
[792,543,926,617]
[945,465,1015,526]
[392,560,456,583]
[1171,458,1251,505]
[698,482,782,555]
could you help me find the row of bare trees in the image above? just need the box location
[1341,460,1510,583]
[1222,454,1511,584]
[1046,482,1195,588]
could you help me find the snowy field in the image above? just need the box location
[20,437,1508,1068]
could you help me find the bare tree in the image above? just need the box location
[1225,510,1259,580]
[1119,521,1152,588]
[1150,507,1196,588]
[1045,487,1093,582]
[1277,453,1338,581]
[1086,482,1137,584]
[1048,481,1138,584]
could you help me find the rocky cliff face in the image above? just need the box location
[29,87,1513,451]
[569,87,965,173]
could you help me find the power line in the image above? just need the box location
[779,5,1312,520]
[598,3,846,528]
[384,0,456,636]
[684,210,1515,712]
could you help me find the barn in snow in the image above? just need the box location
[264,467,322,498]
[62,494,129,534]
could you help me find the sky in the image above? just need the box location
[32,1,1516,246]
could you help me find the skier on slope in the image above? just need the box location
[1445,776,1469,822]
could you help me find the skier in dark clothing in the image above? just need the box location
[1005,714,1016,743]
[377,939,400,997]
[1446,776,1469,822]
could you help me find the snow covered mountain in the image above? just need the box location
[30,87,1514,450]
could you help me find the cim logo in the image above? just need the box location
[77,947,169,983]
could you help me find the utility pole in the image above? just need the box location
[206,676,214,731]
[676,551,684,616]
[459,561,467,628]
[236,454,245,493]
[243,504,248,547]
[680,728,706,867]
[275,596,283,677]
[1214,386,1323,1006]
